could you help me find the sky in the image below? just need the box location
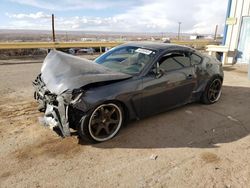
[0,0,228,34]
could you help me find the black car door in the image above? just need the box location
[140,51,197,117]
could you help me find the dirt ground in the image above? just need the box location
[0,59,250,188]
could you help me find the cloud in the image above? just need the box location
[4,0,228,34]
[187,0,228,33]
[8,0,137,11]
[6,12,50,19]
[112,0,227,33]
[3,13,119,30]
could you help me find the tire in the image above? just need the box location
[201,77,222,104]
[78,103,124,143]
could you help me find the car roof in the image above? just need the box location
[119,42,194,52]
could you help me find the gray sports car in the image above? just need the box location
[33,42,223,143]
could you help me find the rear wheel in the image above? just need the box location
[202,77,222,104]
[79,103,123,143]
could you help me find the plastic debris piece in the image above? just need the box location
[227,116,239,122]
[185,110,193,114]
[150,154,158,160]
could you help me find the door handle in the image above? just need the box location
[187,74,193,79]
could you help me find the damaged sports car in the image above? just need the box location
[33,42,223,142]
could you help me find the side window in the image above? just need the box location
[159,52,191,72]
[190,53,202,65]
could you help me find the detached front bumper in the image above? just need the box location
[33,75,71,137]
[39,104,60,129]
[38,96,71,137]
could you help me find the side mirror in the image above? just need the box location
[156,62,164,78]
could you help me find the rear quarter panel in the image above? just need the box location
[190,52,223,102]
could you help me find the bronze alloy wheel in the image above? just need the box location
[88,103,123,142]
[207,78,222,103]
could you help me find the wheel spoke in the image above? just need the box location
[211,93,216,100]
[107,108,116,118]
[208,90,213,98]
[95,126,103,136]
[214,90,220,94]
[109,119,119,124]
[208,93,213,100]
[214,81,220,89]
[111,107,116,114]
[91,118,100,125]
[100,107,105,117]
[209,89,215,93]
[212,82,217,88]
[104,126,110,134]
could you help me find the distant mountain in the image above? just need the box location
[0,29,203,36]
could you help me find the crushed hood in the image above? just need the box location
[41,50,131,95]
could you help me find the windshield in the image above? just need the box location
[95,46,157,75]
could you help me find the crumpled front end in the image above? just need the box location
[33,74,68,136]
[33,50,131,137]
[33,74,84,137]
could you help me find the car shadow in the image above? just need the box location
[78,85,250,149]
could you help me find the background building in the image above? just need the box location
[223,0,250,64]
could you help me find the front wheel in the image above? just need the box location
[201,77,222,104]
[78,103,124,143]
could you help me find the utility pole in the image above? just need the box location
[52,14,56,42]
[65,32,68,41]
[178,22,181,40]
[214,24,218,40]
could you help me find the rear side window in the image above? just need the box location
[159,53,191,72]
[190,53,202,65]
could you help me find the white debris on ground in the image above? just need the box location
[227,115,239,122]
[150,154,158,160]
